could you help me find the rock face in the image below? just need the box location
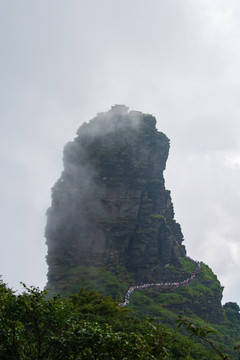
[45,105,225,324]
[45,105,186,287]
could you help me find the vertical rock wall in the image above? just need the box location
[45,106,186,288]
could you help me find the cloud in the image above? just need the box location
[165,148,240,303]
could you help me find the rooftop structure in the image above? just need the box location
[109,104,129,115]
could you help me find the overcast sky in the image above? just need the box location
[1,0,240,305]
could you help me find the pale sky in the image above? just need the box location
[1,0,240,305]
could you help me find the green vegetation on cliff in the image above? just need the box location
[45,256,240,358]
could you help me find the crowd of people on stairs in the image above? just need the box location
[119,257,202,307]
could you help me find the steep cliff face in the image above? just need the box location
[46,106,186,287]
[45,105,224,326]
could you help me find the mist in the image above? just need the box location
[45,106,145,280]
[0,0,240,305]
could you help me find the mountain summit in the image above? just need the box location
[45,106,225,327]
[45,106,187,288]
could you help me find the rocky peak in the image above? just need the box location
[45,106,186,290]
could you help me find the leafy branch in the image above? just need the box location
[177,315,229,359]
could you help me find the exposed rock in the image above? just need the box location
[45,106,186,289]
[45,105,226,325]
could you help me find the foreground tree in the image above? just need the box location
[0,280,148,359]
[0,279,226,359]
